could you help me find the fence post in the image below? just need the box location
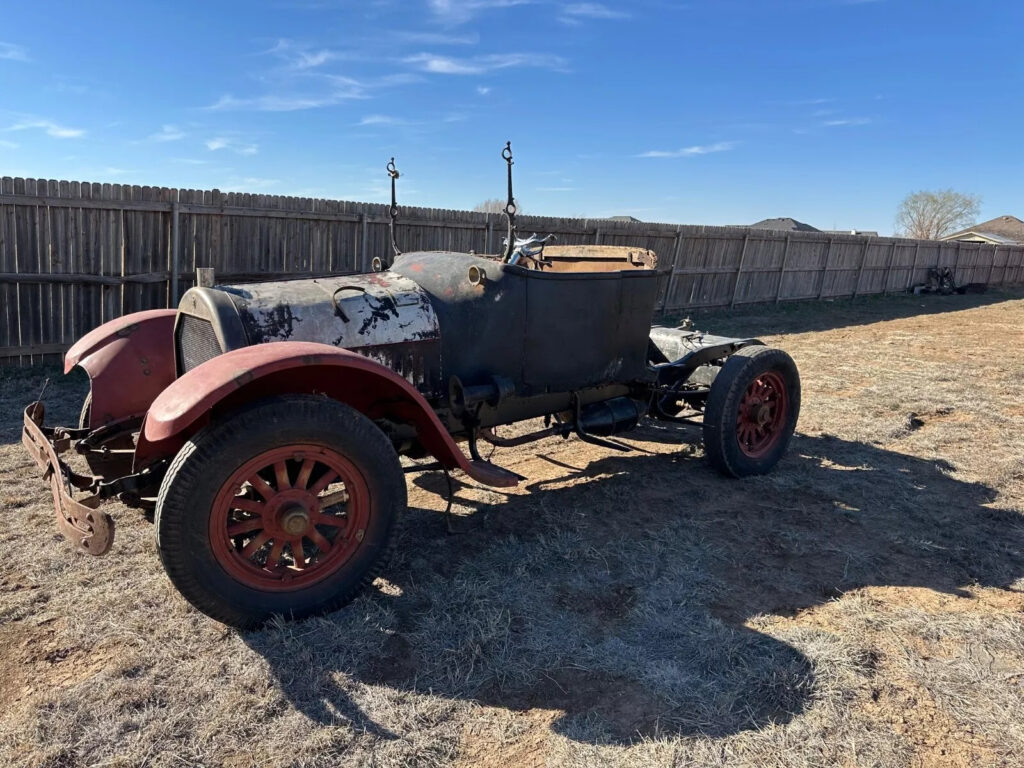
[985,246,998,285]
[953,241,962,284]
[731,232,751,308]
[817,236,834,300]
[594,227,601,245]
[659,227,684,315]
[486,218,494,254]
[881,240,897,295]
[359,213,368,272]
[775,235,791,304]
[170,201,180,306]
[908,242,921,290]
[852,236,872,298]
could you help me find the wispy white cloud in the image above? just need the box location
[91,167,136,178]
[0,42,28,62]
[537,186,577,192]
[204,72,418,112]
[393,29,480,45]
[559,3,630,24]
[778,97,834,106]
[8,118,84,138]
[50,80,92,95]
[638,141,738,158]
[476,85,491,95]
[821,117,871,127]
[358,114,407,126]
[0,138,18,149]
[428,0,534,24]
[205,87,361,112]
[171,158,208,165]
[357,112,464,128]
[264,39,342,70]
[206,137,259,155]
[148,124,186,142]
[221,177,279,192]
[406,51,566,75]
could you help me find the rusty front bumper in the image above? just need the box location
[22,402,114,555]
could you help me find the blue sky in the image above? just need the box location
[1,0,1020,234]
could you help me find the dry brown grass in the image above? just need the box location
[1,288,1022,768]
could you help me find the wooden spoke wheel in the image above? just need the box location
[155,395,406,628]
[703,346,800,477]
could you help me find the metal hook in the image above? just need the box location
[385,156,401,265]
[501,141,517,260]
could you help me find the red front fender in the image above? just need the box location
[65,309,177,428]
[135,341,519,488]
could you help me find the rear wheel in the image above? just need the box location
[155,395,405,628]
[703,346,800,477]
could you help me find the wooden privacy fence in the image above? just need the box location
[2,176,1023,364]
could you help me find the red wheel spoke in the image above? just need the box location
[307,527,332,553]
[309,470,339,496]
[295,458,315,490]
[227,518,264,537]
[290,539,307,569]
[266,538,284,569]
[735,369,789,459]
[241,531,271,559]
[231,498,267,515]
[274,461,291,490]
[211,443,371,591]
[247,473,276,501]
[313,512,346,528]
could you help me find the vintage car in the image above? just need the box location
[22,147,800,627]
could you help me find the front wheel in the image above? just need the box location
[155,395,406,628]
[703,345,800,477]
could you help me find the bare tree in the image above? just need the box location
[895,189,981,240]
[473,198,522,214]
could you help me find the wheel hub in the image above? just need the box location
[279,504,311,536]
[208,445,371,592]
[749,400,772,427]
[736,371,789,459]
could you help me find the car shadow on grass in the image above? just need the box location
[242,431,1023,746]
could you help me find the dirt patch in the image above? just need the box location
[0,618,109,714]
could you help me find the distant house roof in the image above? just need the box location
[606,215,642,223]
[749,217,820,232]
[824,229,879,237]
[941,215,1024,245]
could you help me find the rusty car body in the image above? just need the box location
[23,146,801,627]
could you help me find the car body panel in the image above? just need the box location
[64,309,177,428]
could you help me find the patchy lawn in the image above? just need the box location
[1,289,1023,768]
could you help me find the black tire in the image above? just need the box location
[155,394,406,628]
[703,345,800,477]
